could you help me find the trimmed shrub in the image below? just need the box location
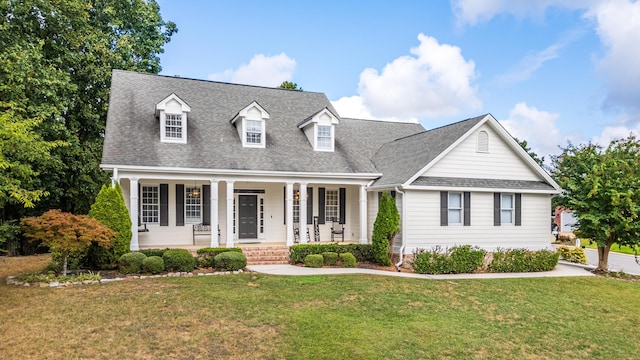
[86,183,132,270]
[142,256,165,274]
[119,252,147,274]
[290,244,373,264]
[557,246,587,264]
[339,252,357,268]
[411,245,486,274]
[322,251,339,266]
[197,247,243,268]
[489,248,559,273]
[162,249,195,272]
[372,191,399,266]
[304,254,324,268]
[213,251,247,271]
[139,248,170,258]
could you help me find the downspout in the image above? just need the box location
[394,186,406,272]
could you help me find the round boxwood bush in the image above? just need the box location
[118,252,147,275]
[339,252,357,268]
[214,251,247,271]
[304,254,324,268]
[321,251,339,266]
[162,249,195,272]
[142,256,165,274]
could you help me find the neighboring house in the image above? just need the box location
[101,70,561,258]
[554,206,578,238]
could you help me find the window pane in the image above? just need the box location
[185,187,201,223]
[246,120,262,144]
[325,189,339,221]
[141,186,159,223]
[165,114,183,139]
[449,209,461,224]
[501,194,513,208]
[317,125,332,149]
[449,193,462,208]
[501,210,513,224]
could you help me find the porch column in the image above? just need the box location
[299,182,308,244]
[359,185,367,244]
[129,177,139,251]
[210,180,219,247]
[226,180,234,247]
[286,182,294,246]
[111,168,118,188]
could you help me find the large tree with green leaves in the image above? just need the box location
[552,135,640,271]
[0,0,176,219]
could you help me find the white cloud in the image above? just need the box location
[586,0,640,113]
[499,102,568,159]
[208,53,296,87]
[331,96,418,123]
[591,115,640,145]
[333,33,481,121]
[452,0,597,26]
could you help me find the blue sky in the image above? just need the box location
[156,0,640,161]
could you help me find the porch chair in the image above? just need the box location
[138,216,149,233]
[330,218,344,242]
[293,226,311,243]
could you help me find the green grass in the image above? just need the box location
[580,240,640,255]
[2,255,640,359]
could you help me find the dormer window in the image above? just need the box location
[231,101,269,148]
[156,93,191,144]
[298,108,340,152]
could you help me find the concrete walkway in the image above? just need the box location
[247,262,594,280]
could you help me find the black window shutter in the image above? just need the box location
[515,193,522,226]
[463,192,471,226]
[378,191,382,203]
[390,190,396,199]
[137,183,141,224]
[202,185,211,225]
[339,187,346,224]
[318,187,326,224]
[307,187,313,225]
[283,186,286,225]
[160,184,168,226]
[493,192,501,226]
[176,184,184,226]
[440,191,448,226]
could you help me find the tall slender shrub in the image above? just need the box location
[87,183,132,269]
[372,191,400,266]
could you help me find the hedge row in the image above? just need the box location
[412,246,559,274]
[118,248,247,274]
[290,244,373,264]
[303,252,357,268]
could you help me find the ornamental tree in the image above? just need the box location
[87,183,132,269]
[552,135,640,271]
[21,209,115,275]
[372,191,400,266]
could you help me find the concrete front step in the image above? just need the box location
[240,245,290,265]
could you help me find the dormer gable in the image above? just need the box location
[298,108,340,152]
[231,101,270,148]
[155,93,191,144]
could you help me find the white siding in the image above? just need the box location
[425,124,542,181]
[403,190,551,253]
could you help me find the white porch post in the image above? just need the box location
[111,168,118,188]
[299,182,308,244]
[359,185,367,244]
[210,180,219,247]
[226,181,234,247]
[286,182,294,246]
[129,178,139,251]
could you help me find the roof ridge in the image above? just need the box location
[112,69,326,95]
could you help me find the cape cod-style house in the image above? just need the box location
[101,70,561,262]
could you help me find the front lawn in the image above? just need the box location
[580,240,640,256]
[1,255,640,359]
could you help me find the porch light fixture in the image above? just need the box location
[191,180,200,198]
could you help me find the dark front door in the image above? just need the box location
[238,195,258,239]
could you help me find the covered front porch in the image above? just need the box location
[114,169,374,251]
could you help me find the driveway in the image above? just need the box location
[583,248,640,275]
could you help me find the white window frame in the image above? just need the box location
[316,125,333,151]
[325,189,339,222]
[244,119,264,147]
[141,185,159,224]
[501,193,514,225]
[448,192,463,225]
[162,113,185,141]
[185,186,202,224]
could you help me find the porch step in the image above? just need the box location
[239,245,290,265]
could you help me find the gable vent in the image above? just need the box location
[477,130,489,152]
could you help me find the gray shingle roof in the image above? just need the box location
[411,176,557,191]
[371,115,486,186]
[102,70,425,175]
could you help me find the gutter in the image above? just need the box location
[394,186,406,272]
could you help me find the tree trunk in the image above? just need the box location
[596,243,611,271]
[63,255,69,276]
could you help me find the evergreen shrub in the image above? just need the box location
[304,254,324,268]
[142,256,164,274]
[290,244,373,264]
[321,251,339,266]
[162,249,195,272]
[489,248,559,272]
[119,252,147,274]
[339,252,357,268]
[213,251,247,271]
